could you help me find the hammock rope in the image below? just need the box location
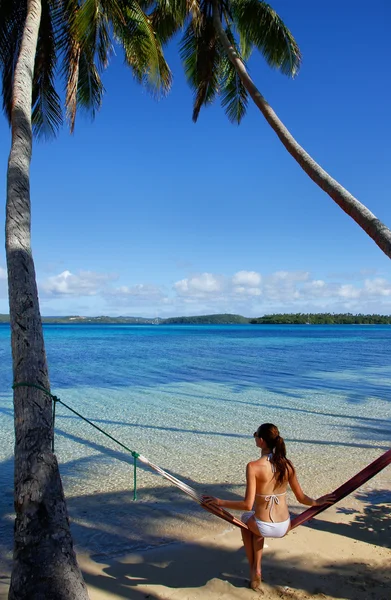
[12,382,391,530]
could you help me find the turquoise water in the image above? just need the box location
[1,324,390,560]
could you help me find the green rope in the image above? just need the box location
[133,454,137,501]
[12,382,139,500]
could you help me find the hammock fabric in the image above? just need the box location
[140,448,391,531]
[290,447,391,529]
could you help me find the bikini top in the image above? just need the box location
[255,453,287,522]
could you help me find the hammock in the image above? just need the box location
[138,448,391,531]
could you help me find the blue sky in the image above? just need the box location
[1,0,391,317]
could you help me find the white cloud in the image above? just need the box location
[234,286,261,297]
[6,264,387,318]
[40,270,116,297]
[174,273,222,296]
[272,270,310,282]
[170,270,391,316]
[232,270,261,287]
[362,278,391,297]
[107,284,164,299]
[338,284,361,299]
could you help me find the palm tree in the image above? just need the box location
[0,1,170,598]
[153,0,391,258]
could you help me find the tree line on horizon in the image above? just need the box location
[1,312,390,325]
[248,313,391,325]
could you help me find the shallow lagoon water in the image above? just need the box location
[0,324,390,560]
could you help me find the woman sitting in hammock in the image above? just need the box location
[202,422,336,590]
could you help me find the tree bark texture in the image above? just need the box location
[6,2,89,598]
[212,3,391,260]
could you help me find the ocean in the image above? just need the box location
[0,324,390,561]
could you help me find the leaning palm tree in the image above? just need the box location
[152,0,391,258]
[0,1,170,598]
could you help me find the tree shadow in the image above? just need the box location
[1,446,390,600]
[0,456,14,576]
[79,536,390,600]
[53,418,387,451]
[303,488,391,548]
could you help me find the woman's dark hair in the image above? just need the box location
[255,423,294,486]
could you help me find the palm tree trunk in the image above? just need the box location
[212,2,391,259]
[6,2,89,598]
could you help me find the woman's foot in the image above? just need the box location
[249,577,261,591]
[249,570,262,590]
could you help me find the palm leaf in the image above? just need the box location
[32,0,62,138]
[75,0,118,68]
[218,28,248,123]
[149,0,186,45]
[55,0,80,131]
[76,46,104,118]
[180,16,221,122]
[0,0,27,124]
[57,0,104,131]
[113,1,172,96]
[230,0,301,76]
[96,12,113,69]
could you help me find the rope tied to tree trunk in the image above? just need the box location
[12,382,140,500]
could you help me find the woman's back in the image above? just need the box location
[251,454,290,523]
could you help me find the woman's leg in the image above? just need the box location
[241,527,254,572]
[252,534,265,579]
[246,518,265,589]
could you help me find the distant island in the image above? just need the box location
[1,312,391,325]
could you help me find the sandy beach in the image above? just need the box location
[1,473,390,600]
[78,480,391,600]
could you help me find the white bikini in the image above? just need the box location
[241,454,291,538]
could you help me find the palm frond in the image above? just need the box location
[76,0,117,68]
[218,28,248,123]
[186,0,202,30]
[56,0,81,131]
[113,1,172,96]
[96,12,113,69]
[32,0,62,138]
[230,0,301,76]
[57,0,105,131]
[75,0,100,51]
[0,0,27,124]
[76,46,104,118]
[149,0,187,45]
[180,17,221,122]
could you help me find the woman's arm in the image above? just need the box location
[289,467,336,507]
[202,463,256,511]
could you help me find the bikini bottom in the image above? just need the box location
[241,511,290,538]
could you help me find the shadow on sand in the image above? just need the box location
[303,488,391,548]
[1,452,390,600]
[80,533,390,600]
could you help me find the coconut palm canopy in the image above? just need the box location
[0,0,172,138]
[0,0,300,135]
[145,0,301,122]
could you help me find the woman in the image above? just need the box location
[202,423,336,590]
